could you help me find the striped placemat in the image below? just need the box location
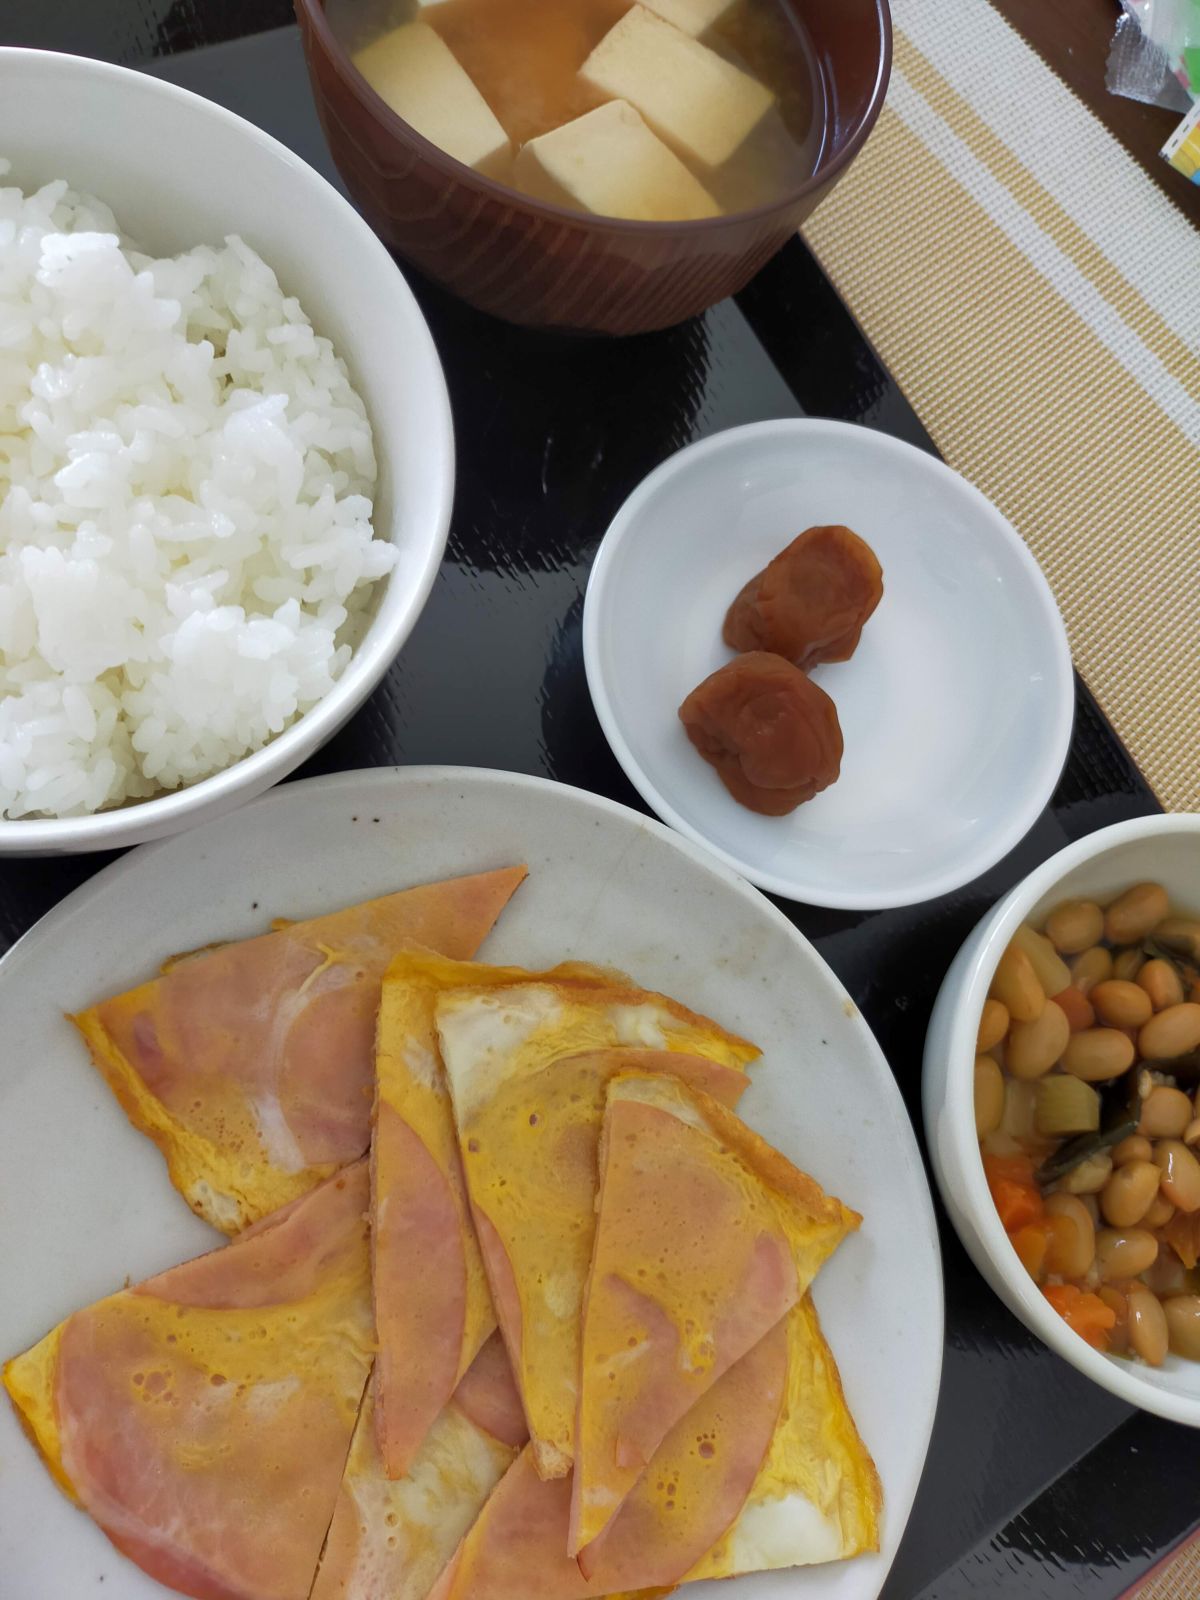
[802,0,1200,812]
[1124,1528,1200,1598]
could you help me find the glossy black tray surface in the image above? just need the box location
[1,13,1197,1599]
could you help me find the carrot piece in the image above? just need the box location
[1051,986,1094,1032]
[984,1154,1044,1231]
[1164,1209,1200,1271]
[1071,1297,1116,1350]
[996,1180,1044,1231]
[983,1153,1037,1187]
[1043,1284,1116,1350]
[1043,1283,1078,1314]
[1011,1222,1049,1279]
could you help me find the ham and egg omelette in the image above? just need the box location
[4,868,880,1600]
[71,866,527,1233]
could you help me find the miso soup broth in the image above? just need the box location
[327,0,828,219]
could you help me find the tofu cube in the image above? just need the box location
[580,4,774,169]
[639,0,735,37]
[515,100,720,221]
[353,24,510,176]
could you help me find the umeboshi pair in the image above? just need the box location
[678,525,882,815]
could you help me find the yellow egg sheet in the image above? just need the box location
[571,1072,858,1558]
[685,1296,881,1580]
[311,1333,527,1600]
[434,968,760,1478]
[71,867,526,1234]
[427,1299,879,1600]
[371,949,616,1479]
[3,1164,375,1600]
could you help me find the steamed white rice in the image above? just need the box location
[0,159,395,819]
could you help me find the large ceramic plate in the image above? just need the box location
[0,767,942,1599]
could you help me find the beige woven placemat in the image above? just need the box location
[802,0,1200,811]
[1124,1529,1200,1599]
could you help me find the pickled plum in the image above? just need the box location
[723,525,883,669]
[678,651,842,816]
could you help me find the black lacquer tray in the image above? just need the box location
[2,13,1197,1598]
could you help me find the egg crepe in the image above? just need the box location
[311,1333,528,1600]
[3,1163,374,1600]
[371,948,744,1480]
[429,1298,880,1600]
[570,1072,858,1560]
[430,1321,787,1600]
[683,1296,881,1579]
[373,950,615,1478]
[72,866,526,1234]
[435,971,759,1478]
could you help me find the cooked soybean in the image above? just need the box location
[1045,900,1105,956]
[1104,883,1169,946]
[1127,1287,1168,1366]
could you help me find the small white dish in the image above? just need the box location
[0,49,454,855]
[583,420,1073,909]
[0,766,942,1599]
[923,813,1200,1427]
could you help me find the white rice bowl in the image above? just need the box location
[0,159,396,820]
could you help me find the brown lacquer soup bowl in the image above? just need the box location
[294,0,891,334]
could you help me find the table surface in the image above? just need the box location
[992,0,1199,224]
[2,7,1198,1600]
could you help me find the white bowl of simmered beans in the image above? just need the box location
[923,814,1200,1426]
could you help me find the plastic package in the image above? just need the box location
[1108,0,1200,179]
[1163,97,1200,180]
[1107,0,1200,107]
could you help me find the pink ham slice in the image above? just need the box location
[470,1208,526,1396]
[71,867,526,1233]
[450,1327,529,1450]
[441,1034,752,1482]
[429,1320,787,1600]
[141,1161,369,1310]
[569,1074,856,1558]
[5,1164,374,1600]
[372,1104,473,1475]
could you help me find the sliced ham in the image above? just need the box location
[370,952,525,1481]
[3,1164,374,1600]
[569,1074,858,1558]
[450,1324,529,1450]
[471,1049,750,1484]
[139,1156,370,1310]
[71,867,526,1233]
[310,1334,525,1600]
[370,949,750,1483]
[683,1297,882,1582]
[435,971,758,1480]
[430,1320,787,1600]
[429,1298,881,1600]
[372,1104,474,1479]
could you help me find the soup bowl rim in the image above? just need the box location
[296,0,894,231]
